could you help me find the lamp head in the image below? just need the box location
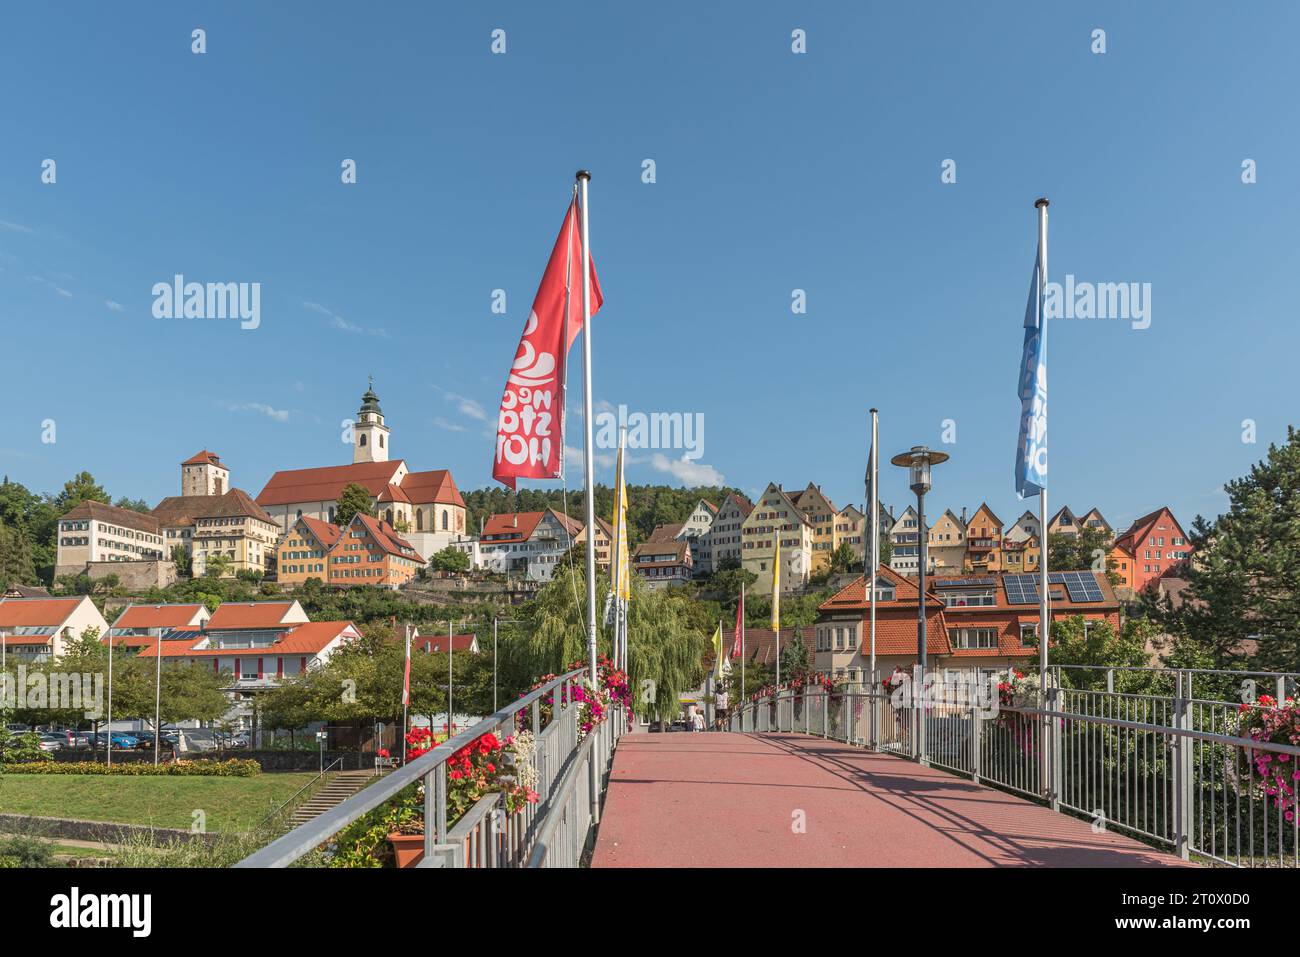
[890,445,949,495]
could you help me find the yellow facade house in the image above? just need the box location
[927,509,967,570]
[793,483,837,574]
[742,483,814,596]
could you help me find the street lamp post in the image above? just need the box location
[890,446,948,765]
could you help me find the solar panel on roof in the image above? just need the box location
[1002,574,1040,604]
[933,576,995,588]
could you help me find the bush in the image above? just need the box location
[0,758,261,777]
[0,833,56,868]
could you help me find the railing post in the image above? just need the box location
[1173,671,1193,861]
[971,702,982,783]
[913,664,926,765]
[1106,668,1114,694]
[1048,685,1061,812]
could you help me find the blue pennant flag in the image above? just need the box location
[1015,249,1047,498]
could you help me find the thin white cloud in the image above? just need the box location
[0,220,34,235]
[433,385,489,422]
[29,275,72,298]
[303,301,389,338]
[652,453,724,486]
[433,416,468,432]
[105,300,125,312]
[222,401,290,423]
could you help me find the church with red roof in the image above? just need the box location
[255,382,467,562]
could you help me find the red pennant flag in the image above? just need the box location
[493,197,603,488]
[730,589,744,658]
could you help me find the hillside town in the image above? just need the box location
[46,383,1193,605]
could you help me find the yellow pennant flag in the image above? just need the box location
[613,440,630,602]
[771,535,781,632]
[711,621,723,671]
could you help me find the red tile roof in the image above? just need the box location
[348,514,424,563]
[0,597,86,627]
[414,633,478,653]
[296,516,343,549]
[1,634,53,647]
[730,627,816,666]
[151,488,278,528]
[58,500,161,535]
[182,450,226,467]
[112,603,206,629]
[255,461,405,507]
[483,511,544,543]
[376,484,410,504]
[400,469,465,508]
[136,621,360,658]
[205,601,302,630]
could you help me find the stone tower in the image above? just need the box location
[353,378,390,464]
[181,450,229,496]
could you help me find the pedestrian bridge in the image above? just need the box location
[237,669,1298,869]
[592,732,1174,867]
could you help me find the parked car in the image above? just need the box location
[95,731,140,750]
[132,731,179,750]
[4,724,31,734]
[36,733,65,752]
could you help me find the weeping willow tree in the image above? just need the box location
[507,563,709,721]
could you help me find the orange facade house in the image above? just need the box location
[327,514,424,589]
[964,503,1005,572]
[1108,506,1192,596]
[275,516,343,585]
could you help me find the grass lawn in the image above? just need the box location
[0,772,320,832]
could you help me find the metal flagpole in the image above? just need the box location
[740,581,746,731]
[492,618,498,713]
[106,632,113,768]
[869,409,879,681]
[402,624,410,762]
[1035,198,1050,700]
[447,619,454,737]
[154,627,163,765]
[576,170,599,685]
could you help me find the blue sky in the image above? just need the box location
[1,2,1295,535]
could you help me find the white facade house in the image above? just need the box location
[0,596,110,662]
[479,509,582,581]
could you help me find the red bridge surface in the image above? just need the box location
[591,732,1188,868]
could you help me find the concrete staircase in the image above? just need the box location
[288,769,378,827]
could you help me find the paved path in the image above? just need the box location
[592,732,1188,868]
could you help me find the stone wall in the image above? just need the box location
[85,560,178,590]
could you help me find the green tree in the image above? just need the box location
[431,545,471,573]
[1047,526,1120,583]
[1153,427,1300,673]
[54,471,110,513]
[203,553,232,579]
[507,563,708,722]
[0,521,38,589]
[1045,616,1159,693]
[335,483,375,528]
[170,544,193,577]
[830,542,857,573]
[780,632,813,680]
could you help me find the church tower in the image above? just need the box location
[353,379,390,464]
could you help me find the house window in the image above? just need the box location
[1019,624,1038,645]
[949,628,997,650]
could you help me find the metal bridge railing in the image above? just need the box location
[730,671,1299,868]
[236,668,624,868]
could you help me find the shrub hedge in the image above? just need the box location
[0,759,261,777]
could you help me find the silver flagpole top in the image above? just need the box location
[1034,197,1050,208]
[576,170,591,181]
